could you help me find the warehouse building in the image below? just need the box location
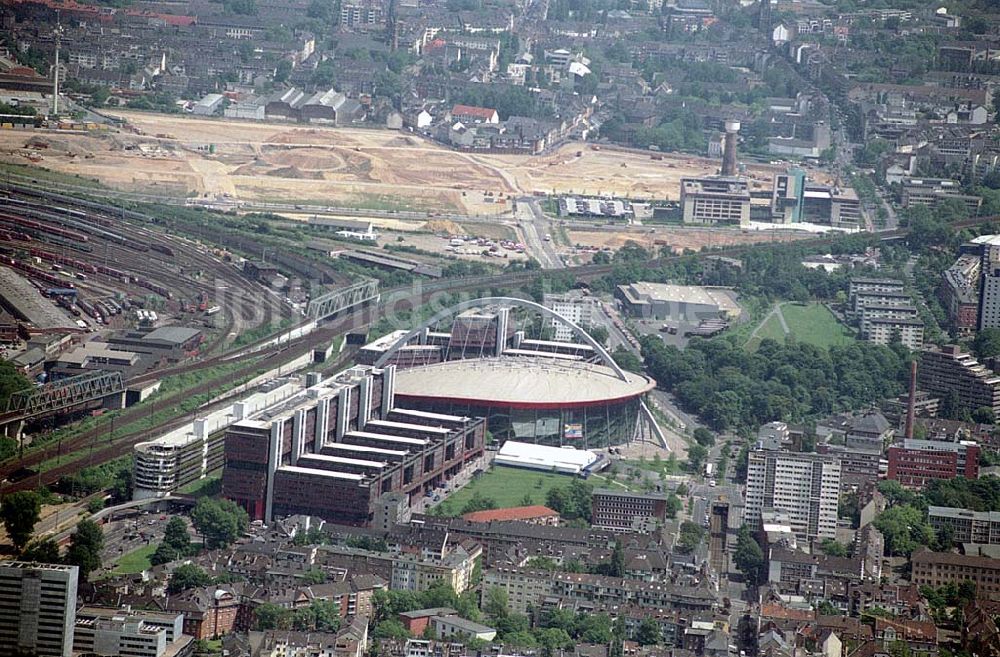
[616,281,741,322]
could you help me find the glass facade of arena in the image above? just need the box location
[398,397,643,449]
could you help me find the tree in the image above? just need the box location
[686,444,708,472]
[820,538,849,557]
[734,525,765,584]
[168,563,212,594]
[483,586,509,620]
[587,325,609,347]
[693,428,716,447]
[150,543,181,566]
[312,599,341,632]
[191,498,249,550]
[636,617,661,645]
[460,491,497,514]
[254,602,292,630]
[874,505,935,556]
[0,491,41,552]
[65,519,104,581]
[612,346,643,373]
[302,568,327,585]
[21,538,61,563]
[162,517,192,554]
[373,619,411,640]
[676,521,706,554]
[974,328,1000,359]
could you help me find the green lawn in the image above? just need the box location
[433,466,576,516]
[746,303,854,351]
[177,473,221,497]
[109,544,156,575]
[782,303,855,348]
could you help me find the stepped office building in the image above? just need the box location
[221,365,486,525]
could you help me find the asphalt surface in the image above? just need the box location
[515,198,563,269]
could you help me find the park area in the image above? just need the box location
[432,466,574,516]
[745,302,855,351]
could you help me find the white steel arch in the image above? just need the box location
[372,296,630,381]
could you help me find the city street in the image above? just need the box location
[514,197,563,269]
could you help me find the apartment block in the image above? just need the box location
[928,506,1000,544]
[543,294,598,342]
[886,438,980,489]
[980,244,1000,330]
[817,444,882,494]
[919,345,1000,416]
[911,548,1000,598]
[591,488,669,532]
[864,316,924,350]
[745,450,841,541]
[859,304,920,337]
[680,177,751,226]
[849,278,906,308]
[0,562,79,657]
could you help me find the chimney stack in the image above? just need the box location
[904,360,917,440]
[722,120,740,177]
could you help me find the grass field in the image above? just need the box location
[433,466,576,516]
[747,303,854,351]
[782,303,855,348]
[109,544,156,576]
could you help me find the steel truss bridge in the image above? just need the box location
[306,279,380,320]
[3,370,124,424]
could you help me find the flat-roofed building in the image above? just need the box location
[73,607,193,657]
[746,450,841,541]
[887,438,980,489]
[900,178,982,215]
[942,253,980,337]
[0,561,79,657]
[928,506,1000,545]
[911,548,1000,598]
[592,488,669,532]
[919,345,1000,416]
[616,281,741,322]
[864,316,924,350]
[680,176,750,226]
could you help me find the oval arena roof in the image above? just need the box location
[393,357,655,409]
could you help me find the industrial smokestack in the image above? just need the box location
[722,120,740,177]
[904,360,917,440]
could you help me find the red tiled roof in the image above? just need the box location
[462,505,559,523]
[451,104,498,119]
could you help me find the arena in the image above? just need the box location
[373,297,661,450]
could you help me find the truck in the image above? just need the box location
[704,463,715,478]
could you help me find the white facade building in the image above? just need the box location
[0,562,79,657]
[746,450,841,541]
[543,294,598,342]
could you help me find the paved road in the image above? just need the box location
[515,198,563,269]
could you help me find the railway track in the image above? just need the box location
[0,177,996,493]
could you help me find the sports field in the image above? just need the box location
[433,466,574,516]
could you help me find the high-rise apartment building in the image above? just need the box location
[0,561,79,657]
[746,450,841,541]
[543,294,598,342]
[979,244,1000,330]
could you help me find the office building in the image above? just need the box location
[771,169,861,227]
[0,561,79,657]
[222,366,486,525]
[591,488,670,532]
[745,450,841,541]
[911,548,1000,598]
[73,608,192,657]
[543,294,598,342]
[886,438,980,489]
[928,506,1000,545]
[817,444,881,494]
[919,345,1000,416]
[680,176,751,226]
[980,244,1000,330]
[900,178,982,215]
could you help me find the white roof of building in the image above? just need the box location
[972,234,1000,246]
[495,440,598,473]
[393,357,654,406]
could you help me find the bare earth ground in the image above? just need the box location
[569,225,811,252]
[0,112,786,215]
